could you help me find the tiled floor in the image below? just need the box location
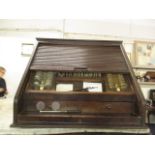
[0,97,151,135]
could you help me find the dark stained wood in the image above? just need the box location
[31,45,128,72]
[120,44,146,124]
[12,38,148,130]
[17,114,143,127]
[23,91,136,102]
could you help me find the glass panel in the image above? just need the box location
[27,71,131,93]
[105,74,130,92]
[28,71,56,90]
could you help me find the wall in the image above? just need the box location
[0,19,155,98]
[0,37,29,97]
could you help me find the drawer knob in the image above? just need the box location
[105,104,112,110]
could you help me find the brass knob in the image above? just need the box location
[105,104,112,110]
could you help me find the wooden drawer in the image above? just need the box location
[24,100,135,114]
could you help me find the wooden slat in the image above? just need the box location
[23,91,136,102]
[31,44,128,72]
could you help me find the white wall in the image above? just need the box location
[1,19,155,98]
[64,20,155,40]
[0,37,30,97]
